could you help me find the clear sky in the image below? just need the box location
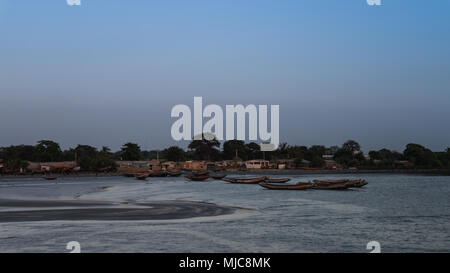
[0,0,449,152]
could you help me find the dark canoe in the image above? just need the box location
[123,173,136,177]
[313,179,350,184]
[192,171,210,176]
[222,177,267,184]
[151,171,168,177]
[211,174,227,180]
[167,171,183,177]
[313,179,367,188]
[259,182,313,190]
[43,176,57,181]
[264,177,290,183]
[135,174,149,180]
[347,179,368,188]
[186,175,210,181]
[312,182,349,190]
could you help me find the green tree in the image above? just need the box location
[245,142,262,160]
[4,158,29,170]
[310,156,325,168]
[34,140,63,162]
[342,140,361,153]
[404,143,441,168]
[120,142,141,161]
[162,146,186,162]
[188,135,220,161]
[223,140,247,160]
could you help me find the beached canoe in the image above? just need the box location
[211,173,227,180]
[312,182,349,190]
[167,171,183,177]
[43,176,57,181]
[135,174,149,180]
[313,179,350,184]
[222,177,267,184]
[185,175,210,181]
[192,171,210,176]
[264,177,290,183]
[313,179,367,188]
[347,179,368,188]
[150,171,168,177]
[259,182,313,190]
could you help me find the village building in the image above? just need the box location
[394,160,414,168]
[324,160,343,170]
[277,159,296,169]
[183,160,207,171]
[161,161,177,170]
[245,159,270,169]
[116,160,160,173]
[27,161,77,173]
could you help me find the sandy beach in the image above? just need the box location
[0,199,235,223]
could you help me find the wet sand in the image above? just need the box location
[0,199,235,223]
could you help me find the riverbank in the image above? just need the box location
[1,169,450,180]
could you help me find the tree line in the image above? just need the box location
[1,139,450,171]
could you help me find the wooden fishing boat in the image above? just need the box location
[150,171,168,177]
[222,177,267,184]
[211,173,227,180]
[167,171,183,177]
[347,179,368,188]
[185,175,210,181]
[259,182,313,190]
[192,171,209,176]
[264,177,290,183]
[313,179,350,184]
[313,179,367,188]
[135,174,149,180]
[312,182,349,190]
[43,176,57,181]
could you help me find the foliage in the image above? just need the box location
[162,146,186,162]
[188,135,221,161]
[404,143,441,168]
[34,140,63,162]
[120,142,141,161]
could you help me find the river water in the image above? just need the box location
[0,173,449,253]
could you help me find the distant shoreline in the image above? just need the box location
[1,169,450,180]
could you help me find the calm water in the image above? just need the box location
[0,174,449,253]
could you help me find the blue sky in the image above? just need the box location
[0,0,449,152]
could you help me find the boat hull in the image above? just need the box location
[259,182,313,190]
[264,178,290,183]
[222,177,267,184]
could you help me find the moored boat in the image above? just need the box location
[167,170,183,177]
[222,177,267,184]
[211,173,227,180]
[313,179,367,188]
[135,174,149,180]
[259,182,313,190]
[347,179,368,188]
[43,176,57,181]
[150,171,168,177]
[185,175,210,181]
[264,177,290,183]
[192,171,209,176]
[313,179,350,184]
[312,182,349,190]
